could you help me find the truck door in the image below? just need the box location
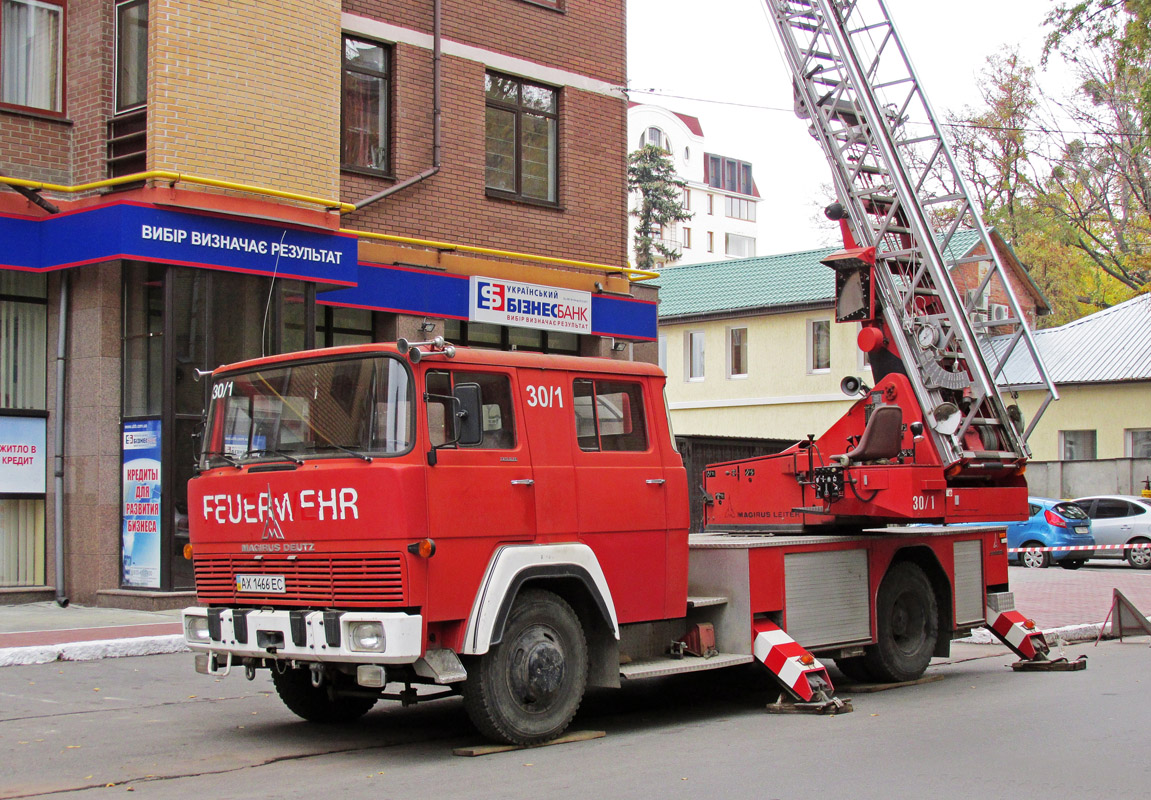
[423,368,534,620]
[571,376,669,623]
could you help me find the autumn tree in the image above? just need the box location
[628,145,691,269]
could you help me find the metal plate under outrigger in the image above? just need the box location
[986,593,1087,672]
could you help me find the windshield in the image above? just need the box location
[201,355,413,467]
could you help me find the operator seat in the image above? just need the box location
[837,404,903,465]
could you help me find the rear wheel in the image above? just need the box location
[271,666,378,723]
[1059,560,1085,570]
[862,561,938,683]
[1020,541,1050,569]
[1126,538,1151,569]
[463,588,588,746]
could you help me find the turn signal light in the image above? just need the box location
[408,538,437,558]
[799,654,815,666]
[183,544,194,560]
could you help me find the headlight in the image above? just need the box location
[184,616,210,643]
[349,621,386,653]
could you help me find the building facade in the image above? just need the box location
[627,103,762,268]
[0,0,652,606]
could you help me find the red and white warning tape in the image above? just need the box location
[1007,542,1150,553]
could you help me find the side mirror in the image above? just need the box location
[454,383,483,447]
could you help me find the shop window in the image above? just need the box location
[0,271,47,588]
[1061,430,1096,461]
[0,0,64,113]
[122,264,164,417]
[341,35,390,174]
[316,304,373,348]
[442,319,578,354]
[573,379,648,452]
[485,71,558,204]
[808,318,830,373]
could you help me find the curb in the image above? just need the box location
[0,635,189,668]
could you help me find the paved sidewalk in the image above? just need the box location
[1006,563,1151,630]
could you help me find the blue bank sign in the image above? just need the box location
[0,202,357,285]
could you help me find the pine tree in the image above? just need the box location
[628,145,692,269]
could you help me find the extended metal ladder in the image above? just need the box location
[765,0,1057,468]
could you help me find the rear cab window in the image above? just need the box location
[573,379,649,452]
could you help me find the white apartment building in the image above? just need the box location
[627,103,763,268]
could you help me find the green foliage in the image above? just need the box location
[627,145,692,269]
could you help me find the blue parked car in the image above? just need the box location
[1009,498,1095,569]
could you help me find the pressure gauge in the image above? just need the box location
[916,323,938,349]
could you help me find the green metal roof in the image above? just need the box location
[654,229,986,320]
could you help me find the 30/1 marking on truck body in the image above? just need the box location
[525,385,564,409]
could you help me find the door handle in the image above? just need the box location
[510,479,535,486]
[646,478,666,485]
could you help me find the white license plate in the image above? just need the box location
[236,574,286,593]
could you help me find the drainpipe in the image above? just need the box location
[53,271,70,607]
[352,0,442,211]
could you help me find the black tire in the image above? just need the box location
[862,561,938,683]
[1126,538,1151,570]
[271,666,377,723]
[1020,541,1050,569]
[463,588,588,746]
[1059,559,1085,570]
[834,655,875,684]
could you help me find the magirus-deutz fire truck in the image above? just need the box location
[181,0,1075,745]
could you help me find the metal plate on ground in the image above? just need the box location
[452,730,606,757]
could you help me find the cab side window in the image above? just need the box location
[426,370,516,449]
[573,379,648,452]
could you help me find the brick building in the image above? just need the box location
[0,0,651,607]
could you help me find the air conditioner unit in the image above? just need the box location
[972,312,989,325]
[989,303,1009,321]
[965,289,988,313]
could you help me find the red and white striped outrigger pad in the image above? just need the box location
[986,605,1049,661]
[752,619,833,702]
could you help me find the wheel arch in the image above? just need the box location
[888,545,952,658]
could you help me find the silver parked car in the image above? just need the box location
[1071,495,1151,569]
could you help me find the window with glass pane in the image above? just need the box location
[0,0,63,112]
[341,36,389,173]
[687,331,704,380]
[729,327,747,378]
[485,72,558,203]
[573,379,648,452]
[1061,430,1096,461]
[725,233,755,258]
[0,272,47,410]
[115,0,147,113]
[809,319,830,372]
[122,264,164,417]
[1128,429,1151,459]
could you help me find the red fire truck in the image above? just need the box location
[181,0,1072,746]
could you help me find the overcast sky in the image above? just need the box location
[627,0,1074,253]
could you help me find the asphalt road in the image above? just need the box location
[2,634,1149,800]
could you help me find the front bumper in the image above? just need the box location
[182,607,423,664]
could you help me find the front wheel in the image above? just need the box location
[271,666,378,723]
[862,561,938,683]
[1126,538,1151,569]
[463,588,588,746]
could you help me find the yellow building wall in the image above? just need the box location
[1015,383,1151,461]
[661,310,868,442]
[149,0,342,197]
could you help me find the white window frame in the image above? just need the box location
[856,322,872,373]
[725,233,755,258]
[727,326,748,379]
[1126,428,1151,458]
[807,318,830,374]
[657,334,667,375]
[685,330,705,382]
